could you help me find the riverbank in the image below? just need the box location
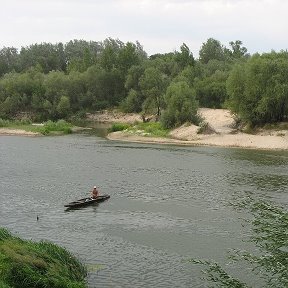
[0,128,40,136]
[106,108,288,150]
[0,120,74,136]
[1,109,287,150]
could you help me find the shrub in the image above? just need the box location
[129,122,169,137]
[39,120,72,135]
[108,123,130,132]
[0,119,10,127]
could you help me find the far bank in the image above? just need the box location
[104,108,288,151]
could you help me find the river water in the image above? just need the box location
[0,134,287,287]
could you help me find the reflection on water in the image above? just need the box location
[0,135,287,287]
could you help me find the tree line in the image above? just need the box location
[0,37,287,127]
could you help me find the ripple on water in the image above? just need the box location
[1,136,287,287]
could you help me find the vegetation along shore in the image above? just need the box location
[0,227,87,288]
[0,38,287,149]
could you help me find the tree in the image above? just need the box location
[57,95,71,118]
[44,71,69,117]
[66,71,86,111]
[139,67,166,117]
[199,38,225,64]
[19,43,66,73]
[195,70,228,108]
[226,51,288,125]
[161,81,199,128]
[120,89,142,113]
[0,47,19,76]
[227,40,248,59]
[174,43,195,69]
[118,42,141,75]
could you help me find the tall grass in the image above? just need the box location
[108,121,169,137]
[0,118,32,128]
[38,120,72,135]
[128,122,169,137]
[0,119,72,135]
[0,227,87,288]
[108,123,131,132]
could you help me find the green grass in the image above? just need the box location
[129,122,169,137]
[0,227,87,288]
[108,123,131,132]
[0,119,73,135]
[109,121,169,137]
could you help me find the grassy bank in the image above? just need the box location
[0,119,73,135]
[0,227,87,288]
[109,122,169,137]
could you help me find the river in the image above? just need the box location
[0,134,287,287]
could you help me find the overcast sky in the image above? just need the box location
[1,0,287,57]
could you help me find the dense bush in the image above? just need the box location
[227,51,288,125]
[161,81,199,128]
[38,120,72,135]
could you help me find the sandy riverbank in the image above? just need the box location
[1,109,287,150]
[0,128,40,136]
[106,108,288,150]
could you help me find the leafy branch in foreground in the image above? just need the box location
[187,259,248,288]
[187,198,288,288]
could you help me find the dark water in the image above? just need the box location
[0,135,287,287]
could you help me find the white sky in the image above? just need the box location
[1,0,287,57]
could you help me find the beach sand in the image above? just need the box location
[106,108,288,150]
[1,109,287,150]
[0,128,39,136]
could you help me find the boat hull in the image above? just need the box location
[64,194,110,208]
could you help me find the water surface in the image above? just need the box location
[0,135,287,287]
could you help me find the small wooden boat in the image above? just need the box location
[64,194,110,208]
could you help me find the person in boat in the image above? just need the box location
[91,186,99,199]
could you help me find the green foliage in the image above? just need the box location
[189,259,248,288]
[188,198,288,288]
[197,121,208,134]
[0,37,286,129]
[108,121,169,137]
[227,51,288,125]
[227,40,249,59]
[127,122,169,137]
[161,81,199,128]
[39,120,72,135]
[195,70,228,108]
[234,200,288,288]
[0,228,12,241]
[0,118,11,127]
[120,89,143,113]
[0,227,87,288]
[108,123,131,132]
[174,43,195,69]
[139,67,167,116]
[0,118,32,128]
[56,95,70,117]
[199,38,226,64]
[0,119,72,135]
